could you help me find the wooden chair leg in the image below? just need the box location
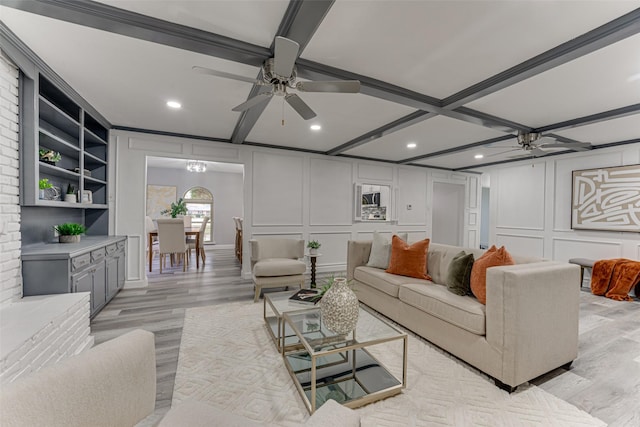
[254,285,261,303]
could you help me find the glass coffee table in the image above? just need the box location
[264,290,321,352]
[281,305,407,414]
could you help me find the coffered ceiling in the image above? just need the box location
[1,0,639,171]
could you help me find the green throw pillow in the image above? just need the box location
[446,251,474,296]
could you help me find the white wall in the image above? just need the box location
[485,143,640,265]
[112,130,480,285]
[0,49,21,305]
[147,166,243,245]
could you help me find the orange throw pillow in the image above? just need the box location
[386,236,432,281]
[470,245,514,304]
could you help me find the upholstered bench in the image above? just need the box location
[568,258,595,287]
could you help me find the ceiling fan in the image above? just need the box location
[485,131,592,158]
[193,36,361,121]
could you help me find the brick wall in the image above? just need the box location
[0,49,21,305]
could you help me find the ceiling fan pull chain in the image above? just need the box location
[281,97,285,126]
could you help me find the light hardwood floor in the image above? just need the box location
[91,247,639,426]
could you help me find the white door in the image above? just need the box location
[432,182,465,246]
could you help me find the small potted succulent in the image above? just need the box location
[39,178,53,199]
[307,240,321,255]
[55,222,86,244]
[64,183,77,203]
[161,198,188,218]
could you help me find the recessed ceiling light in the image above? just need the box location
[310,124,322,131]
[166,100,182,109]
[407,143,417,149]
[474,154,484,159]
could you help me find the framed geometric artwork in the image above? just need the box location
[571,164,640,232]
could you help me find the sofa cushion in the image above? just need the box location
[386,236,432,280]
[253,258,306,277]
[446,251,474,296]
[354,266,432,298]
[470,246,515,304]
[367,231,408,269]
[399,283,486,335]
[427,243,485,285]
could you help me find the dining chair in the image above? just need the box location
[187,216,209,266]
[156,218,189,273]
[182,215,192,228]
[145,216,159,260]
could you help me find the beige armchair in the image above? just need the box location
[250,238,306,302]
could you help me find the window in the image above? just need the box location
[183,186,213,243]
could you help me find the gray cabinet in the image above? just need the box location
[22,236,126,318]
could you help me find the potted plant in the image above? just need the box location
[64,183,77,203]
[39,149,62,165]
[307,240,321,255]
[55,222,86,243]
[161,198,188,218]
[39,178,53,199]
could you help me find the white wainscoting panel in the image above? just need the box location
[309,158,352,226]
[469,212,477,225]
[127,235,142,282]
[468,176,478,209]
[552,238,623,263]
[252,152,303,226]
[191,144,239,160]
[397,168,427,226]
[357,163,393,181]
[308,232,351,267]
[552,151,625,231]
[468,230,478,249]
[495,163,546,230]
[495,233,544,258]
[129,137,183,154]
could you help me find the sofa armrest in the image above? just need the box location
[0,329,156,427]
[486,262,580,387]
[347,240,372,281]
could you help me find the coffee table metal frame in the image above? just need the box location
[282,305,407,414]
[263,290,319,352]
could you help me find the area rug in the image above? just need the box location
[172,302,605,426]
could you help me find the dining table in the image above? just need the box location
[148,227,201,272]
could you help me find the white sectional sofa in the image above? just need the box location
[347,241,581,391]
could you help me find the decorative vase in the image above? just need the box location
[39,189,45,199]
[320,277,359,335]
[59,235,80,244]
[64,193,77,203]
[309,248,318,255]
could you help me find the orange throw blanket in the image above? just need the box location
[590,259,640,301]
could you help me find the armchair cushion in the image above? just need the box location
[253,258,306,277]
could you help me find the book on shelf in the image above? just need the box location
[289,289,321,305]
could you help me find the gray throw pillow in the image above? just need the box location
[367,232,408,269]
[446,251,474,296]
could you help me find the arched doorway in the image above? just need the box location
[184,186,214,243]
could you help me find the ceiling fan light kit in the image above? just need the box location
[194,36,361,122]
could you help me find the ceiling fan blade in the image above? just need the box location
[274,36,299,78]
[531,147,548,157]
[284,94,316,120]
[232,92,273,112]
[192,66,257,84]
[540,141,592,151]
[296,80,361,93]
[485,148,520,158]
